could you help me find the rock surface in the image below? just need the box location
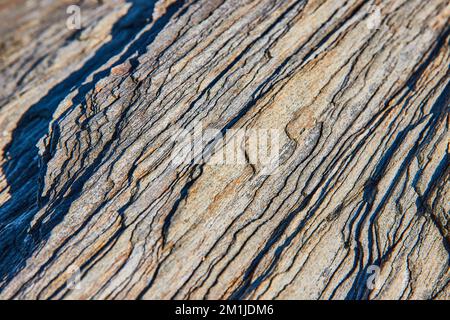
[0,0,449,299]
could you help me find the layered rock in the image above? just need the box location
[0,0,448,299]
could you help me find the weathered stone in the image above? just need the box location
[0,0,448,300]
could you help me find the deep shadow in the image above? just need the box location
[0,0,186,288]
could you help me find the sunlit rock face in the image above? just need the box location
[0,0,448,300]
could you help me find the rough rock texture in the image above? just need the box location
[0,0,449,299]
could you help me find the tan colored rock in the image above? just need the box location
[0,0,448,300]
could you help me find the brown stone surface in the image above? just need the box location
[0,0,448,299]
